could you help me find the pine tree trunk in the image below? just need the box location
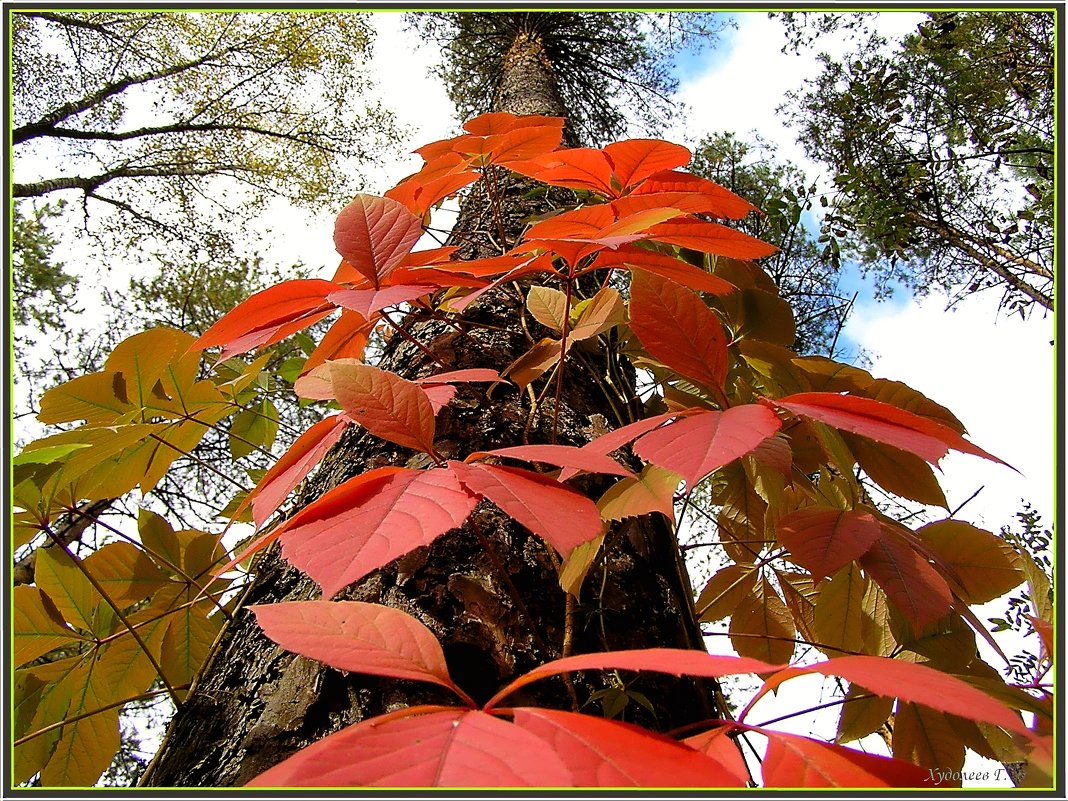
[143,28,716,788]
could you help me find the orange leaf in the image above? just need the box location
[512,148,616,196]
[463,111,564,136]
[302,310,374,375]
[645,218,779,260]
[629,270,730,390]
[604,138,691,190]
[333,194,424,288]
[629,169,757,219]
[194,279,338,355]
[330,362,436,454]
[593,247,737,296]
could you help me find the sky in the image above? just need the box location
[13,9,1057,788]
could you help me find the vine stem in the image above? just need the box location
[551,274,575,443]
[380,312,449,368]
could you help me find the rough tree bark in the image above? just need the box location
[143,26,719,788]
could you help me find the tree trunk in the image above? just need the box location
[143,27,716,788]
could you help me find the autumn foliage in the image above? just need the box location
[13,113,1052,788]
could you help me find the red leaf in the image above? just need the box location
[604,139,691,190]
[239,414,348,528]
[412,366,503,414]
[327,285,436,318]
[769,656,1028,735]
[214,467,408,576]
[488,648,778,709]
[645,218,779,260]
[760,730,935,787]
[469,444,632,477]
[251,600,465,697]
[247,709,572,787]
[592,246,737,296]
[448,461,602,556]
[629,270,730,389]
[681,727,752,785]
[194,279,338,354]
[448,254,557,312]
[334,194,424,288]
[279,467,479,598]
[511,708,745,786]
[630,170,757,219]
[558,410,684,481]
[330,361,436,454]
[768,392,1007,466]
[421,384,457,414]
[633,406,782,486]
[858,527,953,629]
[776,508,882,579]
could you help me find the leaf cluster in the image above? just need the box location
[13,113,1051,788]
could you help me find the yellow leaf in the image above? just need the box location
[844,434,948,508]
[14,586,86,667]
[775,569,819,643]
[695,563,758,623]
[558,531,605,598]
[87,542,169,608]
[813,564,867,656]
[714,287,795,347]
[569,287,624,341]
[104,327,196,411]
[526,285,567,332]
[728,578,796,665]
[39,633,159,787]
[836,684,893,743]
[34,548,98,634]
[917,519,1023,604]
[597,465,679,522]
[502,337,567,390]
[892,702,966,777]
[160,603,225,693]
[37,371,133,425]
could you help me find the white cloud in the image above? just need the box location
[845,291,1055,528]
